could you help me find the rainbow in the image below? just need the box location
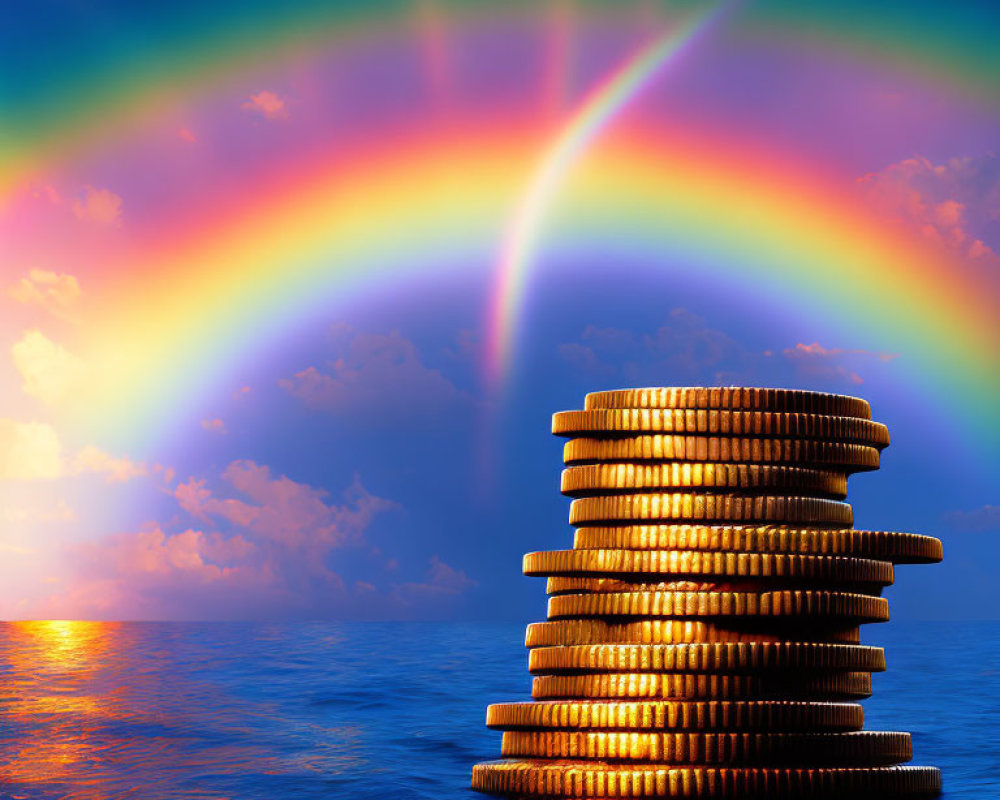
[3,1,998,192]
[487,3,725,385]
[48,117,997,456]
[2,1,998,461]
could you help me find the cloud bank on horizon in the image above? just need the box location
[0,0,998,620]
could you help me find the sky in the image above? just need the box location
[0,0,998,621]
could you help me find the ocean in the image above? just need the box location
[0,620,997,799]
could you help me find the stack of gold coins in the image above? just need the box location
[472,387,942,799]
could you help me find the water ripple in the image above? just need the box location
[0,621,995,798]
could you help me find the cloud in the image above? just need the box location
[222,461,395,548]
[559,311,756,385]
[559,312,900,389]
[11,329,86,405]
[443,329,480,362]
[945,505,1000,532]
[99,527,253,580]
[242,90,288,119]
[44,461,399,618]
[201,418,226,433]
[7,269,82,319]
[557,342,617,376]
[858,154,999,261]
[0,421,143,484]
[177,127,197,143]
[1,499,75,524]
[46,526,268,618]
[280,324,467,420]
[0,420,63,479]
[71,446,147,483]
[31,458,478,619]
[31,184,62,205]
[173,461,397,551]
[72,185,122,224]
[643,309,754,383]
[394,556,476,601]
[174,476,259,528]
[782,343,899,386]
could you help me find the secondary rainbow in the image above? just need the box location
[486,4,724,387]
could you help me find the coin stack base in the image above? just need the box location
[472,388,942,798]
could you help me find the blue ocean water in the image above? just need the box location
[0,620,996,799]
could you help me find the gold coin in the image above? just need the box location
[568,494,853,526]
[584,387,872,419]
[527,642,886,674]
[544,577,884,598]
[563,436,880,472]
[571,525,943,564]
[552,409,889,448]
[523,550,892,586]
[485,700,864,731]
[525,620,861,647]
[532,672,874,701]
[471,761,940,797]
[561,463,848,499]
[500,730,911,765]
[546,578,760,594]
[546,590,888,623]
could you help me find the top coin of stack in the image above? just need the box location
[472,387,942,799]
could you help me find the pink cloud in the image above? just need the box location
[558,312,904,390]
[7,269,81,319]
[782,342,899,385]
[110,528,230,578]
[32,184,61,204]
[559,311,756,385]
[221,461,395,547]
[945,505,1000,532]
[40,525,273,619]
[394,556,476,601]
[177,127,197,143]
[858,154,999,262]
[172,461,396,558]
[279,325,467,420]
[72,185,122,224]
[557,342,616,377]
[242,90,288,119]
[174,476,259,527]
[153,463,176,485]
[71,446,147,483]
[201,418,226,433]
[41,461,399,619]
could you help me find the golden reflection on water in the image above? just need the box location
[0,621,122,788]
[0,621,364,797]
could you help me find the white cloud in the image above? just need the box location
[11,329,86,405]
[1,498,75,524]
[946,505,1000,532]
[71,446,147,483]
[0,419,63,479]
[279,324,467,420]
